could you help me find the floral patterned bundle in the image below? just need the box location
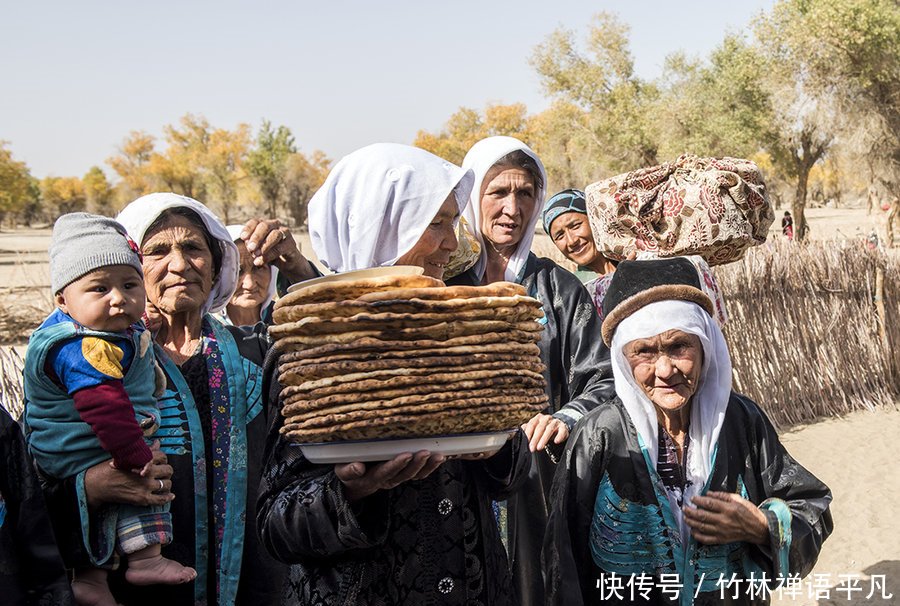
[585,155,774,266]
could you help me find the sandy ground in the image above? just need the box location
[1,206,898,603]
[770,408,900,605]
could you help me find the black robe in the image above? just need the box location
[544,393,833,606]
[0,408,74,606]
[256,352,532,605]
[449,253,615,606]
[39,320,287,605]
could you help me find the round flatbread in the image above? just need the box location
[278,359,546,388]
[281,373,545,403]
[283,402,545,443]
[270,306,544,336]
[272,322,542,346]
[276,341,541,365]
[355,281,526,303]
[281,386,548,417]
[275,274,443,308]
[272,295,543,324]
[281,366,547,395]
[278,353,543,381]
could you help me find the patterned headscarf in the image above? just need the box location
[542,189,587,234]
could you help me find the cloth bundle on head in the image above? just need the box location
[542,188,586,234]
[461,136,547,283]
[604,257,733,543]
[226,224,279,313]
[585,154,774,266]
[50,213,144,294]
[116,192,239,314]
[308,143,474,274]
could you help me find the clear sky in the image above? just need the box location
[1,0,773,178]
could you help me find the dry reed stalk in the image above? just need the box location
[716,239,899,427]
[0,347,25,420]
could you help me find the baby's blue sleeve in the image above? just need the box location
[48,336,126,395]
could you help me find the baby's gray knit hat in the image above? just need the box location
[50,212,144,294]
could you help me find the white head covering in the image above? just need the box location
[308,143,474,273]
[610,299,732,540]
[117,192,239,315]
[461,136,547,283]
[225,224,279,318]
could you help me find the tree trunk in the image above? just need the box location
[792,165,811,242]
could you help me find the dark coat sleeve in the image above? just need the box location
[542,408,611,606]
[541,260,615,430]
[741,396,833,579]
[0,409,74,606]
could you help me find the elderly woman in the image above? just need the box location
[448,136,613,605]
[40,192,316,605]
[220,224,280,326]
[544,257,833,605]
[257,143,530,605]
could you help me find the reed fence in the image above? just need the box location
[716,240,900,426]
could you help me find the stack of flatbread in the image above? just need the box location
[270,274,549,444]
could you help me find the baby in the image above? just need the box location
[23,213,195,606]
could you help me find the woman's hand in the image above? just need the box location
[84,441,174,509]
[522,413,569,452]
[240,218,316,283]
[334,451,445,503]
[684,491,770,545]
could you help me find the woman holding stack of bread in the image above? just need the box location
[257,143,531,605]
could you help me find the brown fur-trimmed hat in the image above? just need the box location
[601,257,714,346]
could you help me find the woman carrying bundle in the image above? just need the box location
[256,143,531,605]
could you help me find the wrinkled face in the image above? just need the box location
[549,212,598,267]
[231,240,271,310]
[623,329,703,412]
[57,265,146,333]
[140,214,215,315]
[396,193,459,279]
[479,166,536,248]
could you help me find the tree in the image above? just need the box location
[414,103,531,165]
[0,142,38,225]
[530,13,660,174]
[204,123,251,224]
[246,121,296,218]
[147,114,210,199]
[40,176,86,219]
[82,166,114,216]
[760,0,900,197]
[107,131,155,199]
[282,150,330,228]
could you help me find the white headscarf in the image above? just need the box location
[308,143,474,273]
[610,299,732,540]
[117,192,239,315]
[461,136,547,283]
[225,224,279,318]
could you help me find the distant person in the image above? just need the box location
[23,213,196,606]
[781,210,794,240]
[0,406,75,605]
